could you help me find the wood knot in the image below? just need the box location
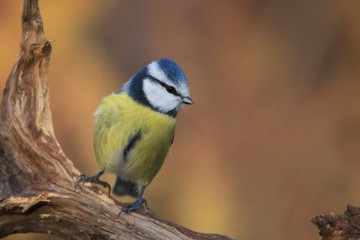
[31,40,52,57]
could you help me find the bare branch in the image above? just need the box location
[0,1,232,239]
[312,204,360,240]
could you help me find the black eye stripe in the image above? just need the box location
[146,75,180,96]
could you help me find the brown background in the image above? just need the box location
[2,1,360,240]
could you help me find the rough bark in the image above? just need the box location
[312,205,360,240]
[0,1,232,239]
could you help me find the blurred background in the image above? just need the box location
[1,1,360,239]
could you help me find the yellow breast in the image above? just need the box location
[94,92,176,185]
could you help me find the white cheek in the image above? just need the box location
[143,79,181,113]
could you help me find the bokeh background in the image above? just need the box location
[2,1,360,239]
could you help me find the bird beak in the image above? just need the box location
[182,96,194,105]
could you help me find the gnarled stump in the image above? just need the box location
[0,1,232,239]
[312,205,360,240]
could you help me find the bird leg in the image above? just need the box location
[120,185,146,214]
[75,170,111,195]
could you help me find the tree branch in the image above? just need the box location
[0,1,232,239]
[312,204,360,240]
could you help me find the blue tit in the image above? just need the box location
[76,58,193,213]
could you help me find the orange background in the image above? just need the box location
[2,1,360,240]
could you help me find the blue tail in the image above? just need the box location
[113,177,138,197]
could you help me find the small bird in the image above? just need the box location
[76,58,193,213]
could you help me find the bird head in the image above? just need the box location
[123,58,193,117]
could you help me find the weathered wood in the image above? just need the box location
[312,205,360,240]
[0,1,232,239]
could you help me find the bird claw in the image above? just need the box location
[74,171,111,196]
[75,173,86,185]
[118,198,146,215]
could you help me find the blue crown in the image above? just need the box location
[156,58,188,85]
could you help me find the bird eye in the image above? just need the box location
[165,86,177,95]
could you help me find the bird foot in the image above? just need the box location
[119,198,146,215]
[75,171,111,196]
